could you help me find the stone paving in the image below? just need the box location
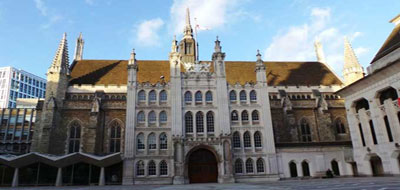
[4,177,400,190]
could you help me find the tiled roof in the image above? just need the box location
[69,60,342,86]
[371,24,400,63]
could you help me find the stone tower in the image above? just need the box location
[343,37,364,85]
[74,33,84,60]
[179,8,196,64]
[31,33,70,154]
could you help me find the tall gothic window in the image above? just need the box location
[159,111,167,124]
[205,91,213,102]
[243,131,251,148]
[138,90,146,102]
[206,111,214,132]
[254,131,262,148]
[109,121,121,153]
[137,133,145,150]
[245,158,254,173]
[230,91,237,101]
[241,110,249,122]
[159,90,167,102]
[335,118,346,134]
[250,90,257,101]
[184,91,192,103]
[231,111,239,122]
[148,111,156,124]
[235,159,243,174]
[369,120,378,145]
[148,133,156,150]
[240,90,247,101]
[160,160,168,175]
[68,121,81,153]
[185,112,193,133]
[159,133,168,149]
[136,161,145,176]
[195,91,202,103]
[359,123,366,146]
[148,160,156,176]
[256,158,265,173]
[196,112,204,133]
[149,90,156,103]
[137,111,145,123]
[252,110,259,122]
[233,132,241,148]
[300,119,312,142]
[384,116,394,142]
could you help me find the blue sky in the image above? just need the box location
[0,0,399,78]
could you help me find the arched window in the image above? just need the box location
[252,110,259,122]
[68,121,81,153]
[246,158,254,173]
[241,110,249,122]
[159,90,167,102]
[379,87,398,105]
[109,121,121,153]
[148,133,156,150]
[195,91,202,102]
[159,133,167,150]
[335,118,346,134]
[137,133,145,150]
[206,111,214,132]
[137,111,145,123]
[205,91,213,102]
[196,112,204,133]
[148,111,156,124]
[355,98,369,113]
[229,91,237,101]
[254,131,262,148]
[256,158,265,173]
[159,111,167,124]
[244,131,251,148]
[138,90,146,102]
[235,159,243,174]
[300,119,312,142]
[302,161,310,177]
[240,90,247,101]
[184,91,192,103]
[233,132,241,148]
[185,112,193,133]
[148,160,156,176]
[159,160,168,176]
[250,90,257,101]
[231,111,239,122]
[289,161,297,177]
[149,90,156,103]
[136,161,145,176]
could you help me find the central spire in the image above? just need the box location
[183,8,193,38]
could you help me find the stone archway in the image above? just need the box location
[370,156,384,176]
[187,148,218,183]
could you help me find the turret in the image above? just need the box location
[255,50,267,84]
[212,36,226,77]
[343,37,364,85]
[73,33,84,60]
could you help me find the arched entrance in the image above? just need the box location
[370,156,384,176]
[188,148,218,183]
[331,160,340,176]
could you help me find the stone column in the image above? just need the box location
[12,168,18,187]
[99,167,105,186]
[173,141,185,184]
[122,159,135,185]
[55,167,62,187]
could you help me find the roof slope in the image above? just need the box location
[69,60,342,86]
[371,24,400,63]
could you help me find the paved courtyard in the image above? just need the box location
[4,177,400,190]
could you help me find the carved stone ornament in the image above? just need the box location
[182,62,211,72]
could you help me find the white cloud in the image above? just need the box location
[85,0,94,5]
[354,47,369,56]
[135,18,164,47]
[34,0,47,16]
[265,7,366,77]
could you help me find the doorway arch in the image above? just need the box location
[289,161,298,177]
[370,156,384,176]
[331,160,340,176]
[188,148,218,183]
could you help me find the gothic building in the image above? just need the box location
[0,9,359,187]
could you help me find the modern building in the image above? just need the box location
[0,9,360,187]
[0,67,46,108]
[337,14,400,176]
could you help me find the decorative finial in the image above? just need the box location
[256,49,262,62]
[129,48,136,65]
[216,35,219,41]
[63,32,67,39]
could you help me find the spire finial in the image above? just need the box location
[49,33,69,74]
[314,39,326,64]
[63,32,67,40]
[214,36,221,52]
[129,48,136,65]
[256,49,262,62]
[186,8,191,26]
[183,8,193,38]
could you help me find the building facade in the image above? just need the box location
[0,10,356,187]
[0,67,46,108]
[337,14,400,176]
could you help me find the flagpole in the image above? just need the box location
[194,18,199,62]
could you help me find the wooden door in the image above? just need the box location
[188,149,218,183]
